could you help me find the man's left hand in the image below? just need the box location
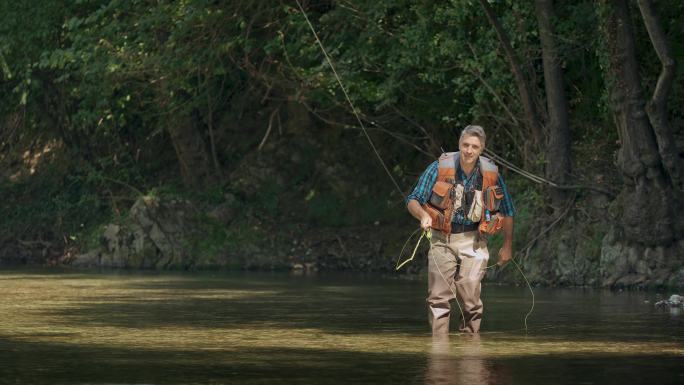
[497,245,512,266]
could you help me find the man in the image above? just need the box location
[406,125,515,334]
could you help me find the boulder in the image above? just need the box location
[71,195,201,269]
[654,294,684,308]
[208,202,235,225]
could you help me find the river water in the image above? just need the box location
[0,269,681,384]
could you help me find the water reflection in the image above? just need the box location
[426,336,454,385]
[0,270,682,385]
[426,335,491,385]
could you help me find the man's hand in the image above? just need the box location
[407,199,433,230]
[497,245,512,266]
[420,213,432,230]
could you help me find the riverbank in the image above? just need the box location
[0,123,680,288]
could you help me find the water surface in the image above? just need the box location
[0,269,681,384]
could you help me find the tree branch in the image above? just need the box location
[636,0,682,189]
[257,107,279,152]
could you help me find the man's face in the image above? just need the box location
[459,134,483,167]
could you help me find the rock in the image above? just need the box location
[669,294,683,305]
[600,234,623,285]
[589,193,610,210]
[654,294,684,308]
[208,202,234,224]
[128,196,200,268]
[71,195,201,269]
[70,249,101,267]
[599,233,683,287]
[615,274,646,286]
[102,224,121,251]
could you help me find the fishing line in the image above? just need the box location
[511,258,534,333]
[397,228,536,333]
[294,0,405,199]
[395,228,429,271]
[484,249,536,333]
[295,2,534,334]
[296,1,466,326]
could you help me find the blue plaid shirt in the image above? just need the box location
[406,158,515,225]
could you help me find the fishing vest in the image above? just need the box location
[422,152,504,236]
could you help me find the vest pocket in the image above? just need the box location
[484,185,504,212]
[424,204,448,232]
[467,190,483,222]
[429,181,452,210]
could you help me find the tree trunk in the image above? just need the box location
[479,0,544,149]
[535,0,572,209]
[600,0,683,286]
[157,82,214,189]
[605,1,664,185]
[166,113,214,189]
[635,0,682,190]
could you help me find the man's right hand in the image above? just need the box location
[420,214,432,230]
[407,199,433,230]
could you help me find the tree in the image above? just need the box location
[535,0,572,209]
[635,0,682,190]
[601,0,682,279]
[479,0,544,151]
[480,0,573,210]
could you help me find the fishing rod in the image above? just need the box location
[294,0,534,333]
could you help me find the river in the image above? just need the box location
[0,269,681,384]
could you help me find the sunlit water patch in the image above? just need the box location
[0,269,681,384]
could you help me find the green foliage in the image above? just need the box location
[305,191,346,227]
[0,157,110,246]
[185,213,232,267]
[0,0,682,271]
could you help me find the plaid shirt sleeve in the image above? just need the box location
[497,174,516,217]
[406,161,438,206]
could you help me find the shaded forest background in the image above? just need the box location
[0,0,682,286]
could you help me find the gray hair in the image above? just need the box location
[459,125,486,147]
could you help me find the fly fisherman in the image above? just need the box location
[406,125,515,334]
